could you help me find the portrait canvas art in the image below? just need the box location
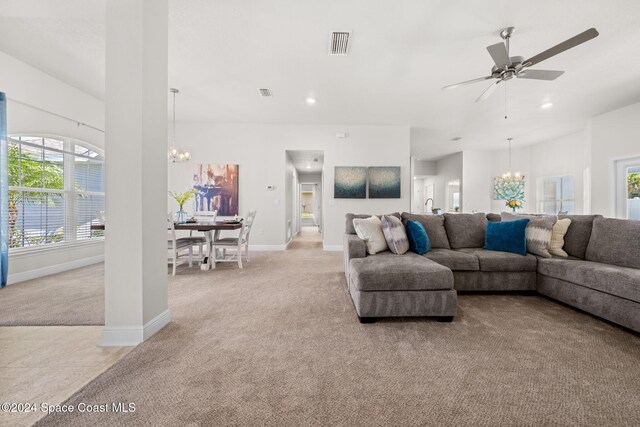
[368,166,401,199]
[192,164,239,216]
[334,167,367,199]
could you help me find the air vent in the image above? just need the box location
[258,88,272,97]
[329,31,351,55]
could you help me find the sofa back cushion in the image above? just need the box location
[401,213,450,249]
[486,213,502,222]
[345,212,400,235]
[559,214,602,259]
[444,213,487,249]
[585,217,640,269]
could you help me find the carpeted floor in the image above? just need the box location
[0,264,105,326]
[33,230,640,426]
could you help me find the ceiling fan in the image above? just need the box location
[443,27,599,102]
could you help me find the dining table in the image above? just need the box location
[90,221,243,270]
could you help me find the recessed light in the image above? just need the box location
[541,102,553,109]
[305,97,316,105]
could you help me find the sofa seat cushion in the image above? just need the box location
[423,249,479,271]
[457,248,537,272]
[538,258,640,303]
[349,252,453,292]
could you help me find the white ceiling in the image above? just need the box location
[287,150,324,174]
[1,0,640,159]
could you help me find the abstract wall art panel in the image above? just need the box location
[334,166,367,199]
[192,164,239,216]
[368,166,401,199]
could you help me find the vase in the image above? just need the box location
[511,207,516,212]
[176,209,187,223]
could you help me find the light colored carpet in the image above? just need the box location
[0,264,105,326]
[36,237,640,426]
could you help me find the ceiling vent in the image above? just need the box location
[258,88,272,97]
[329,31,351,55]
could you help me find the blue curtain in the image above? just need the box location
[0,92,7,287]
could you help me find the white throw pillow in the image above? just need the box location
[549,218,572,257]
[352,216,388,254]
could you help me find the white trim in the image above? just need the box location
[9,236,104,257]
[100,309,171,347]
[7,254,104,285]
[143,309,172,341]
[251,245,287,251]
[323,244,343,251]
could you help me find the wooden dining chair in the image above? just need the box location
[212,210,257,269]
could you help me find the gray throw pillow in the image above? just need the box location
[400,213,450,249]
[501,212,556,258]
[381,215,409,255]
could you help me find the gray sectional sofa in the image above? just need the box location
[343,212,640,332]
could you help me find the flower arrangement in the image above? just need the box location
[169,188,197,222]
[505,199,523,212]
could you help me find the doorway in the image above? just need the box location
[615,156,640,220]
[285,150,324,247]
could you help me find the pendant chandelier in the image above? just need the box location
[502,137,522,181]
[168,88,190,163]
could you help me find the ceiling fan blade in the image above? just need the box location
[475,81,500,102]
[517,69,565,80]
[487,42,512,67]
[442,76,494,90]
[523,28,599,67]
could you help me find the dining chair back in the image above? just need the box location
[167,216,194,276]
[212,210,257,269]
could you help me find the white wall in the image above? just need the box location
[590,101,640,217]
[167,124,411,250]
[528,132,586,214]
[0,51,106,284]
[462,150,493,214]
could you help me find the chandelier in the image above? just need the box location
[502,137,522,181]
[168,88,190,163]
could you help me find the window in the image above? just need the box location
[615,157,640,220]
[8,136,104,250]
[537,175,574,215]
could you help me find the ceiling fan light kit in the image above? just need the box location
[443,26,599,102]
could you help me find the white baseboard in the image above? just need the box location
[8,255,104,285]
[323,245,343,251]
[251,245,287,251]
[100,309,171,347]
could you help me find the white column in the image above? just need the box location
[102,0,170,346]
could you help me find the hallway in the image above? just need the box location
[287,226,323,250]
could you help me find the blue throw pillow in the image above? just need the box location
[405,220,432,255]
[484,218,530,256]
